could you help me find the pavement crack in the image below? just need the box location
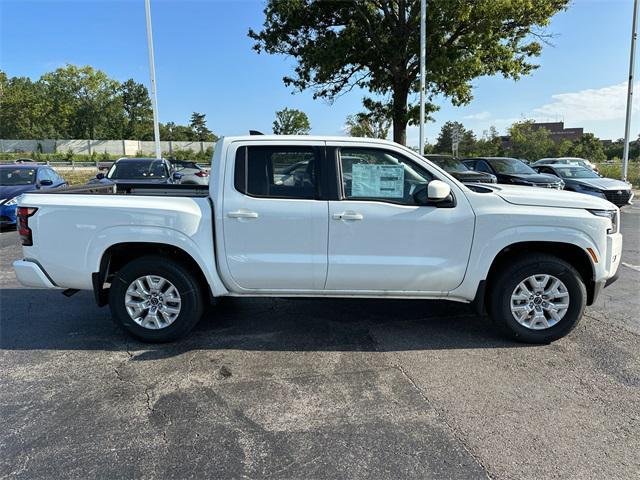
[392,363,494,480]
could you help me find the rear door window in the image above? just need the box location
[235,146,317,199]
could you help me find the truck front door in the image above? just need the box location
[325,144,475,293]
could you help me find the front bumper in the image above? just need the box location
[591,232,622,304]
[13,259,59,289]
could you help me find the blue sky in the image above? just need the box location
[1,0,637,146]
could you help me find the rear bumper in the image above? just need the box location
[13,259,59,289]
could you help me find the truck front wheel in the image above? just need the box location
[488,254,587,343]
[109,256,204,342]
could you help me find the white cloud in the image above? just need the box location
[463,111,491,121]
[533,81,639,123]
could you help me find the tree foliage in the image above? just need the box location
[0,65,218,142]
[273,108,311,134]
[250,0,569,145]
[503,121,555,160]
[345,98,392,138]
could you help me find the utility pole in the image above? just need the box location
[418,0,426,155]
[623,0,638,181]
[145,0,162,159]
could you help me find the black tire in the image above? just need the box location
[109,255,204,342]
[488,254,587,343]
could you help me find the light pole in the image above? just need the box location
[145,0,161,159]
[622,0,638,181]
[419,0,426,155]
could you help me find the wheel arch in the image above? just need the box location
[483,241,596,310]
[93,242,220,307]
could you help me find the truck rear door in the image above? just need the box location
[220,141,328,291]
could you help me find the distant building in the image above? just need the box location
[501,121,585,149]
[529,122,583,142]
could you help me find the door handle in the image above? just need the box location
[333,211,363,221]
[228,210,259,219]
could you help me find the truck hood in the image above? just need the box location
[571,177,632,191]
[487,184,616,210]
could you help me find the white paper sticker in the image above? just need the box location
[351,164,405,198]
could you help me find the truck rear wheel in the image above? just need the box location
[488,254,587,343]
[109,256,204,342]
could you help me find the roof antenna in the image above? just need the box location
[249,130,264,135]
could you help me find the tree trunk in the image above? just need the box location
[392,81,409,145]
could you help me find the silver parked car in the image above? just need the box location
[170,161,210,185]
[532,157,599,174]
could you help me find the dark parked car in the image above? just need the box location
[425,154,497,184]
[89,158,182,185]
[533,164,633,207]
[1,164,67,226]
[462,157,564,189]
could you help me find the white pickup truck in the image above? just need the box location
[13,136,622,343]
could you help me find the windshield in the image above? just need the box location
[432,158,469,172]
[553,167,600,179]
[488,158,536,174]
[107,160,167,180]
[0,168,36,186]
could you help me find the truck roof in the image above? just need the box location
[220,135,401,146]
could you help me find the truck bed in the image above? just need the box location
[36,182,210,197]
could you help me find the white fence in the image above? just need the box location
[0,139,215,156]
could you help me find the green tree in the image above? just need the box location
[505,120,554,161]
[121,79,153,140]
[345,98,392,138]
[40,65,122,139]
[473,126,502,157]
[250,0,568,145]
[273,108,311,135]
[189,112,217,141]
[554,139,574,157]
[0,73,51,138]
[568,133,606,161]
[434,121,476,156]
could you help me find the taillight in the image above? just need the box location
[195,171,209,177]
[17,207,37,246]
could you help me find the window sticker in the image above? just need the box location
[351,164,405,198]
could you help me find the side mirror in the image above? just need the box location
[427,180,451,202]
[39,179,53,187]
[172,172,183,182]
[96,172,105,180]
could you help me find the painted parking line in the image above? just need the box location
[621,262,640,272]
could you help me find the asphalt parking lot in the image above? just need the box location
[1,204,638,479]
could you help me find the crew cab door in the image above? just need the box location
[325,144,475,293]
[220,141,328,291]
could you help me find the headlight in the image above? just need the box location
[588,209,618,234]
[3,197,17,206]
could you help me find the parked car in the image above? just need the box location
[14,136,621,344]
[170,160,209,185]
[463,157,565,189]
[88,158,182,185]
[1,164,66,226]
[533,164,633,207]
[533,157,599,174]
[14,158,36,164]
[425,154,497,184]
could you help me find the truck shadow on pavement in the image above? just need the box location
[0,289,532,356]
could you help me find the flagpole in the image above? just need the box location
[145,0,161,159]
[419,0,426,154]
[622,0,638,181]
